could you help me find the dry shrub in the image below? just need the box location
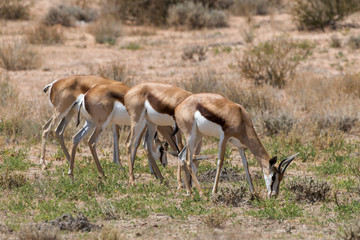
[262,113,295,135]
[26,24,64,45]
[88,17,122,45]
[43,4,98,27]
[348,35,360,50]
[182,45,208,61]
[0,170,27,189]
[212,186,248,207]
[287,177,331,203]
[241,28,255,43]
[239,37,313,88]
[292,0,360,30]
[89,61,129,85]
[202,209,229,228]
[0,39,41,70]
[18,224,59,240]
[167,1,228,29]
[330,35,342,48]
[343,73,360,98]
[338,221,360,240]
[179,70,220,93]
[0,0,30,20]
[230,0,270,16]
[49,213,101,232]
[313,114,358,133]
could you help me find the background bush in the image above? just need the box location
[88,17,122,45]
[0,0,30,20]
[239,37,313,88]
[167,1,228,29]
[292,0,360,30]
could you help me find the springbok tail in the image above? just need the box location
[43,83,52,93]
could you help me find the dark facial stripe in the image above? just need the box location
[147,92,174,116]
[196,103,227,130]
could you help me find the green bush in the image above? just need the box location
[292,0,360,30]
[0,0,30,20]
[239,37,313,88]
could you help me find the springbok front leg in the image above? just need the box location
[54,110,76,164]
[238,148,254,193]
[145,121,164,181]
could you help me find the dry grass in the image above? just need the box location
[348,35,360,50]
[202,209,229,228]
[88,17,122,45]
[230,0,271,17]
[0,39,41,71]
[212,186,248,207]
[338,221,360,240]
[0,0,30,20]
[26,24,65,45]
[0,171,27,189]
[18,224,60,240]
[89,225,123,240]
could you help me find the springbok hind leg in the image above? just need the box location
[212,134,229,195]
[55,110,75,164]
[88,127,106,178]
[239,148,254,193]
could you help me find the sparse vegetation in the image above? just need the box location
[263,113,295,135]
[0,39,41,71]
[338,221,360,240]
[230,0,271,16]
[88,17,122,45]
[212,186,248,207]
[18,224,60,240]
[0,0,30,20]
[26,24,65,45]
[292,0,360,30]
[330,35,342,48]
[202,209,229,228]
[89,61,128,84]
[239,37,313,88]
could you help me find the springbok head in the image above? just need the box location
[264,153,299,198]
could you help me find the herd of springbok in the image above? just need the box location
[41,75,298,198]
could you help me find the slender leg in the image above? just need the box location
[145,121,164,181]
[55,110,75,164]
[212,134,229,195]
[239,148,254,193]
[88,127,105,178]
[112,124,121,165]
[128,114,147,185]
[68,121,94,178]
[179,146,192,195]
[194,139,202,155]
[40,116,54,166]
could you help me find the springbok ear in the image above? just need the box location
[279,153,299,174]
[269,156,277,167]
[178,146,187,163]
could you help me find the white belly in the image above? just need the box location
[145,100,175,126]
[194,111,223,138]
[112,101,131,125]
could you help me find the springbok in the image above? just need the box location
[124,82,193,185]
[174,93,298,198]
[41,75,117,169]
[68,82,169,180]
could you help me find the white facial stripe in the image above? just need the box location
[194,110,223,138]
[145,100,175,126]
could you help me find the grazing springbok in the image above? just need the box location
[68,82,168,180]
[124,82,193,186]
[174,93,298,198]
[41,75,117,169]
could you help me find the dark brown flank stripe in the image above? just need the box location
[196,103,228,130]
[108,91,125,104]
[147,92,174,116]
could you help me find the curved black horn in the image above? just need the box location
[279,153,299,174]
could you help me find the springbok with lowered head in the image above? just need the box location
[174,93,298,197]
[41,75,117,169]
[68,82,168,180]
[124,82,193,185]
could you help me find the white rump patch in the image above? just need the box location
[194,111,223,138]
[79,94,92,121]
[112,101,131,125]
[145,100,175,126]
